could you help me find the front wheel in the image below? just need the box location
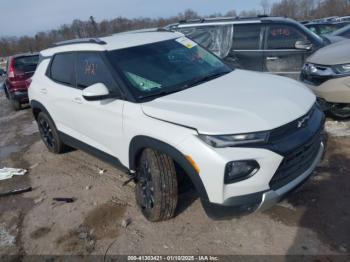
[135,149,178,222]
[329,103,350,119]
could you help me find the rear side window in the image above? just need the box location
[50,53,75,86]
[76,52,115,89]
[13,55,39,72]
[267,25,307,49]
[232,24,262,50]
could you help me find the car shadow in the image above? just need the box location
[175,188,198,217]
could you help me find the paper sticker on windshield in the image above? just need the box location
[176,37,197,49]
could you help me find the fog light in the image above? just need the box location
[224,160,259,184]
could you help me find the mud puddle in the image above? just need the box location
[0,145,24,161]
[55,201,127,254]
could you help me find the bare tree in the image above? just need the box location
[2,2,350,57]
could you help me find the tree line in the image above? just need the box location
[0,0,349,57]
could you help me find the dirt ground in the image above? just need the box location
[0,89,349,258]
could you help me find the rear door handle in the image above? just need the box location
[39,88,47,94]
[73,97,83,104]
[266,57,280,61]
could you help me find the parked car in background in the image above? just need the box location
[301,39,350,119]
[328,24,350,39]
[29,32,325,221]
[169,16,328,79]
[305,21,350,36]
[339,16,350,22]
[4,53,39,110]
[312,16,340,23]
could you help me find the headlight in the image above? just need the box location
[303,63,318,74]
[333,64,350,75]
[198,132,269,148]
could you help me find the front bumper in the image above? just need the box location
[202,142,324,219]
[301,71,350,104]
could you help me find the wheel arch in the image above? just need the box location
[31,100,50,120]
[129,136,209,201]
[30,100,59,132]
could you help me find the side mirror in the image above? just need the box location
[295,40,313,50]
[82,83,110,101]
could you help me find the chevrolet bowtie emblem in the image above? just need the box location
[298,115,310,128]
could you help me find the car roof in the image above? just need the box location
[40,30,184,57]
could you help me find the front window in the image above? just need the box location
[267,25,308,49]
[107,37,231,100]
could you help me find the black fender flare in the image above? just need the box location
[30,100,58,129]
[31,100,51,119]
[129,136,209,201]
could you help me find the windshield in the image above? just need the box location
[107,37,231,100]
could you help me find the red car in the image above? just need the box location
[4,53,39,110]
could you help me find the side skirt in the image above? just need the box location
[59,131,130,174]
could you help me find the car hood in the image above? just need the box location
[322,35,347,44]
[141,70,316,135]
[307,39,350,65]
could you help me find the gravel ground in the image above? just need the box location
[0,90,349,257]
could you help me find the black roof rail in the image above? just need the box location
[178,15,279,24]
[50,38,107,48]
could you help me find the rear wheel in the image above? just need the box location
[135,149,178,222]
[4,86,9,99]
[10,98,21,111]
[37,112,66,154]
[329,103,350,119]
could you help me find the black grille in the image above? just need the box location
[269,106,315,142]
[269,130,322,190]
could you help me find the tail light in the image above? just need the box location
[8,58,25,81]
[8,58,15,78]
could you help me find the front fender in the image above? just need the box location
[129,136,209,201]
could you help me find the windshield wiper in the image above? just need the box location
[138,71,230,100]
[138,90,173,100]
[184,71,230,88]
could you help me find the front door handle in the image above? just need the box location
[39,88,47,94]
[266,56,280,61]
[73,97,83,104]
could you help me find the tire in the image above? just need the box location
[328,103,350,119]
[135,148,178,222]
[10,98,21,111]
[37,112,66,154]
[4,86,9,99]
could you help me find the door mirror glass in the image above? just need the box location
[295,40,313,50]
[82,83,110,101]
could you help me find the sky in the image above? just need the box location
[0,0,278,37]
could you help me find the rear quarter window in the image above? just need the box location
[49,53,75,86]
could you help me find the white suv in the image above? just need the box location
[29,31,325,222]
